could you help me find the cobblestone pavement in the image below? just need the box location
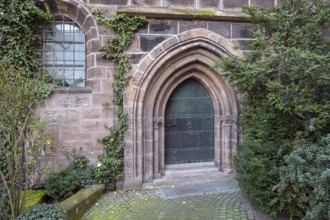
[82,180,275,220]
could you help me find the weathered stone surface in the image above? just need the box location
[87,67,107,79]
[200,0,220,9]
[95,53,115,66]
[88,0,128,5]
[132,0,161,6]
[86,54,95,68]
[179,21,207,33]
[127,35,141,52]
[81,108,101,119]
[92,93,113,107]
[60,184,105,220]
[83,15,95,33]
[208,22,231,38]
[250,0,274,7]
[140,35,171,51]
[163,0,195,7]
[101,78,113,92]
[81,120,110,132]
[223,0,248,9]
[130,53,147,64]
[87,39,100,53]
[86,27,98,41]
[149,20,178,34]
[55,95,90,108]
[231,23,253,38]
[86,79,101,92]
[42,110,79,125]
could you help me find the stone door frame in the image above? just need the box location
[124,29,243,189]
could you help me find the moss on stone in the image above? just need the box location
[20,190,47,211]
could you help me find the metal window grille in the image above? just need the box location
[38,14,85,87]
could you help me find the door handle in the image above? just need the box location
[165,122,176,127]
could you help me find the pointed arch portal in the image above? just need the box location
[124,29,242,189]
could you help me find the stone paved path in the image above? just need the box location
[82,175,276,220]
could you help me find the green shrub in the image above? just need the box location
[45,168,77,202]
[69,153,100,188]
[216,0,330,218]
[74,168,99,188]
[71,154,89,170]
[277,137,330,220]
[16,204,67,220]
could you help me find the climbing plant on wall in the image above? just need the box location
[91,8,147,186]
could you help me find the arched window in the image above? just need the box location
[40,15,85,87]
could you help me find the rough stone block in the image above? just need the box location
[88,0,128,5]
[101,78,114,92]
[200,0,220,9]
[81,108,101,119]
[95,53,115,66]
[54,94,90,108]
[42,110,80,125]
[101,107,115,119]
[140,35,171,51]
[149,20,178,34]
[231,23,253,38]
[223,0,248,9]
[87,67,107,79]
[87,39,100,53]
[81,120,110,132]
[86,27,98,41]
[129,53,147,64]
[82,15,95,33]
[61,126,93,141]
[150,45,164,59]
[127,35,141,52]
[132,0,161,6]
[179,21,207,33]
[98,25,115,36]
[208,22,231,38]
[161,36,179,50]
[163,0,195,7]
[86,54,95,68]
[56,2,78,20]
[93,5,116,17]
[60,184,105,220]
[250,0,274,7]
[137,23,148,34]
[92,93,113,107]
[86,79,101,92]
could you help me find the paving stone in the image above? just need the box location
[82,180,278,220]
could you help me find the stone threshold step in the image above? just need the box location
[165,162,218,176]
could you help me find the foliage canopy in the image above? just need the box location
[215,0,330,219]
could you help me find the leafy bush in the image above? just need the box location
[16,204,67,220]
[45,168,77,202]
[216,0,330,219]
[74,168,99,188]
[277,137,330,219]
[71,154,89,170]
[68,153,100,188]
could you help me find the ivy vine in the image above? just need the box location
[91,8,147,185]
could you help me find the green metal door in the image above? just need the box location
[165,78,214,164]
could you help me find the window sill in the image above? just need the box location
[53,86,92,94]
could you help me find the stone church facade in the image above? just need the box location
[37,0,281,189]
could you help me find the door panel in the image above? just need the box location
[165,79,214,164]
